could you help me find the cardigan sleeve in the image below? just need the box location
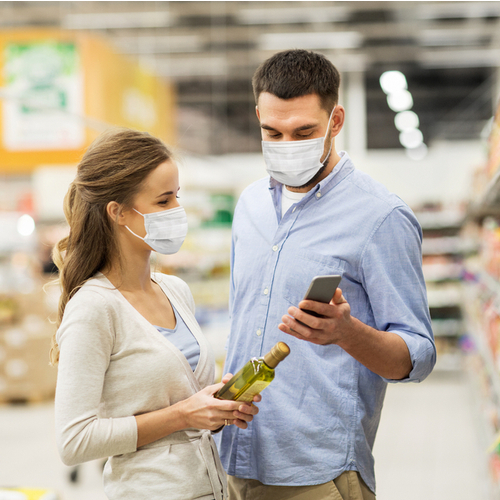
[55,289,138,466]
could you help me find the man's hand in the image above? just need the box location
[278,288,351,345]
[279,287,413,380]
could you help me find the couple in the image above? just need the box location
[53,50,435,500]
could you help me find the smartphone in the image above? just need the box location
[301,275,342,318]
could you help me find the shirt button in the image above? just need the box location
[316,192,322,199]
[264,288,269,295]
[256,329,262,336]
[272,245,278,251]
[292,207,296,213]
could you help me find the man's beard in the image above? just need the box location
[286,153,331,191]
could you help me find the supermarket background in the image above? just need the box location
[0,1,500,499]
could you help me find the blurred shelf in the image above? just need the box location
[415,210,465,231]
[426,284,463,308]
[422,236,479,256]
[467,167,500,222]
[423,262,463,282]
[431,318,464,337]
[466,317,500,414]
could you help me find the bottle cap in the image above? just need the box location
[263,342,290,368]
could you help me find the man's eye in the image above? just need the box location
[298,132,313,138]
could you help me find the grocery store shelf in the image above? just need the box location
[415,210,465,231]
[432,318,464,337]
[426,284,463,308]
[422,236,479,256]
[467,318,500,407]
[423,262,463,282]
[468,167,500,222]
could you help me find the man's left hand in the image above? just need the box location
[278,288,352,345]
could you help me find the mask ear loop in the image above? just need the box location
[322,106,337,165]
[125,209,146,241]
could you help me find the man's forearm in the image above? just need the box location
[337,316,412,380]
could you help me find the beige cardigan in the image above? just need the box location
[55,272,227,500]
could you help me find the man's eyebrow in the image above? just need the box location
[260,123,318,132]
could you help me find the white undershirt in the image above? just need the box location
[281,186,307,216]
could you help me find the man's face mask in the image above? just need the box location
[261,107,336,187]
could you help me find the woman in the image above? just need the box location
[51,128,258,500]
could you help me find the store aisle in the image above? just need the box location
[0,402,105,500]
[374,368,489,500]
[0,366,490,500]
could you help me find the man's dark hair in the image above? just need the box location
[252,49,341,114]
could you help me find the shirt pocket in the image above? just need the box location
[282,251,347,307]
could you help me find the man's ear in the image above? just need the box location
[330,105,345,138]
[106,201,126,225]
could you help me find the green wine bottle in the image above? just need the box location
[215,342,290,402]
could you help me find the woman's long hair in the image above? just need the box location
[49,128,172,365]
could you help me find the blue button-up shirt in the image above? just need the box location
[218,152,436,493]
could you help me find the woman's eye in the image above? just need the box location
[158,199,169,205]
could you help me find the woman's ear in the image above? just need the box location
[106,201,127,225]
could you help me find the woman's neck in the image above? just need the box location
[104,245,153,293]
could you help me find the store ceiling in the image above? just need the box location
[1,1,499,154]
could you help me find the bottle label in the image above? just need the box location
[236,380,270,402]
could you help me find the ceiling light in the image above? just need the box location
[406,143,428,161]
[399,129,424,149]
[114,35,202,54]
[62,11,171,30]
[379,71,407,95]
[17,215,35,236]
[238,6,349,25]
[387,90,413,112]
[258,31,363,51]
[394,111,419,132]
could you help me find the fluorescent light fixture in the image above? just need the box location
[395,111,419,132]
[62,11,171,30]
[419,48,500,68]
[238,6,349,25]
[418,29,486,47]
[379,71,407,95]
[406,143,428,161]
[417,3,500,20]
[114,35,202,54]
[258,31,363,51]
[154,57,227,78]
[399,129,423,149]
[387,90,413,112]
[17,214,35,236]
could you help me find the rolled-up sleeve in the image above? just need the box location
[360,205,437,383]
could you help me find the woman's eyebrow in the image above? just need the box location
[155,191,174,198]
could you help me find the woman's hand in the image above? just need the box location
[178,373,260,431]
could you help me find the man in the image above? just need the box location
[219,49,435,500]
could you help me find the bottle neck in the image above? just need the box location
[263,342,290,368]
[263,352,279,369]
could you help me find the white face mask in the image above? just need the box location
[261,107,336,187]
[125,206,188,255]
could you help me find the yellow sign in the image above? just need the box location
[0,29,176,173]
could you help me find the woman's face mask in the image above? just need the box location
[261,107,336,188]
[125,206,188,255]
